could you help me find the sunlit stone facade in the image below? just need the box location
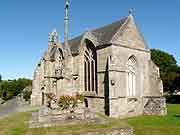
[31,14,166,117]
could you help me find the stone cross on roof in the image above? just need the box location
[48,28,59,43]
[129,8,135,16]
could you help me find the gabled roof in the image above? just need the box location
[48,43,64,60]
[91,17,127,45]
[68,35,83,54]
[67,17,128,55]
[65,15,148,55]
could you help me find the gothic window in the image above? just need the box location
[84,40,97,93]
[84,60,87,91]
[127,56,137,96]
[56,48,64,66]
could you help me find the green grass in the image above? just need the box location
[0,112,31,135]
[0,111,128,135]
[0,104,180,135]
[128,104,180,135]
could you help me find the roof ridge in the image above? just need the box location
[61,16,130,55]
[91,17,128,32]
[110,15,131,42]
[63,16,128,44]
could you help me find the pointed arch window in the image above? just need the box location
[127,56,137,96]
[84,40,97,93]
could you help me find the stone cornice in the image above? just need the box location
[97,69,126,74]
[112,43,150,53]
[95,42,150,53]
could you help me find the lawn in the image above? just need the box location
[0,104,180,135]
[128,104,180,135]
[0,111,128,135]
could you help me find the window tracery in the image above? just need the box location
[127,56,137,96]
[84,40,97,93]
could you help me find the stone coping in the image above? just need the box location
[80,128,133,135]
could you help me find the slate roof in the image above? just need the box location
[49,44,64,60]
[67,17,128,55]
[68,35,83,54]
[49,46,57,60]
[91,17,127,45]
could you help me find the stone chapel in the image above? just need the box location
[31,1,166,117]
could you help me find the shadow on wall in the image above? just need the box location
[84,98,88,108]
[104,58,110,116]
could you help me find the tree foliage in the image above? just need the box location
[0,78,32,100]
[151,49,180,93]
[151,49,177,72]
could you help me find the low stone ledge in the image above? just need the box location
[80,128,133,135]
[29,107,106,128]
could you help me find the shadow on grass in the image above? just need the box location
[174,115,180,118]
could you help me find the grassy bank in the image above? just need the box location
[0,111,128,135]
[128,104,180,135]
[0,104,180,135]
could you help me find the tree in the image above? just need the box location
[0,78,32,100]
[151,49,177,72]
[0,80,16,100]
[15,78,32,96]
[0,75,2,97]
[151,49,180,93]
[172,76,180,91]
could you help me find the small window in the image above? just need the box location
[127,56,137,96]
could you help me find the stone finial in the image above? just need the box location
[129,8,135,16]
[48,28,59,43]
[65,0,69,8]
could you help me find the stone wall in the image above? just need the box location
[111,14,148,50]
[109,97,143,118]
[107,44,151,117]
[31,14,166,119]
[148,60,163,96]
[31,65,42,106]
[80,128,133,135]
[111,45,151,98]
[85,96,105,113]
[96,47,112,97]
[143,96,167,115]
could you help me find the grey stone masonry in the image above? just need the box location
[31,12,166,118]
[80,128,133,135]
[143,96,167,115]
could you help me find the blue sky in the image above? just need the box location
[0,0,180,80]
